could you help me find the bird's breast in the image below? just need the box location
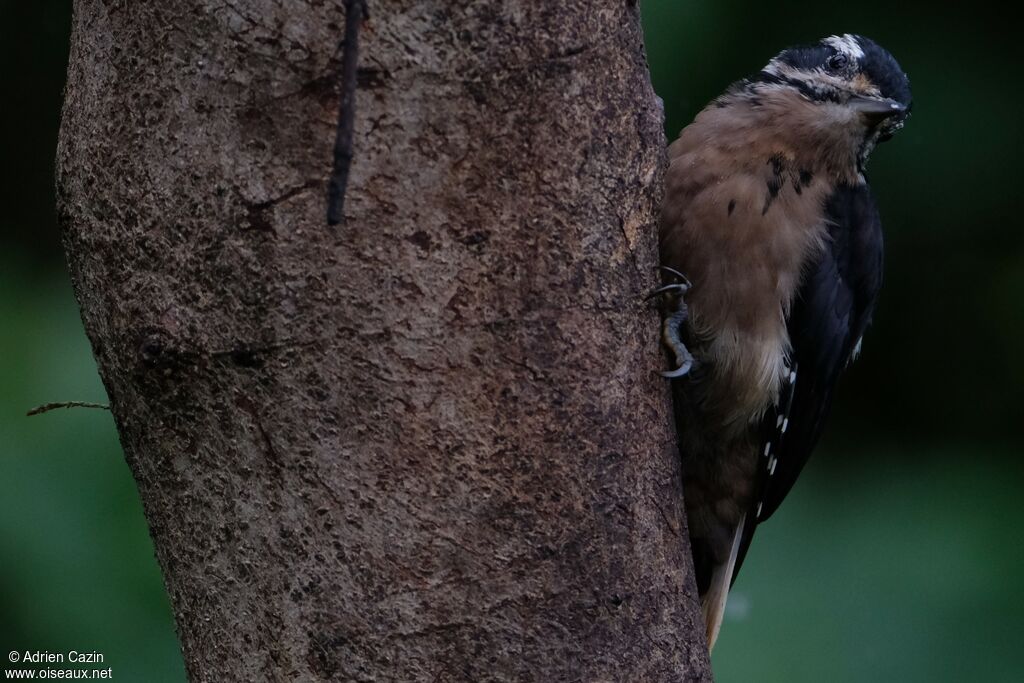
[660,144,831,425]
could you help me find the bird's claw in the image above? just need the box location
[645,283,690,301]
[659,266,692,288]
[661,356,694,378]
[654,267,696,379]
[646,267,693,301]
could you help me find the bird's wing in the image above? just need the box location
[732,182,884,583]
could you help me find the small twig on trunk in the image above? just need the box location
[326,0,369,226]
[26,401,111,417]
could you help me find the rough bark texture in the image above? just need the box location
[57,1,712,680]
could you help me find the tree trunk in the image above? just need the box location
[57,1,712,680]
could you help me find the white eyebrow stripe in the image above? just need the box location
[826,34,864,60]
[764,59,812,81]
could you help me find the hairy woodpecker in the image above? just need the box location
[655,34,911,648]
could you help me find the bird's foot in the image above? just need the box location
[648,267,695,379]
[660,304,695,378]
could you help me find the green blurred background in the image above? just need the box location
[1,1,1020,680]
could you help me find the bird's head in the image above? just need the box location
[739,34,912,171]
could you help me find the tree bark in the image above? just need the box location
[57,1,712,680]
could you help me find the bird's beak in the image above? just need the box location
[848,95,907,121]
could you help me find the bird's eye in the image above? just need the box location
[826,53,849,72]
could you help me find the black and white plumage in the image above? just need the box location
[759,183,884,522]
[657,34,911,648]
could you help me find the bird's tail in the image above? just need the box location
[700,514,746,651]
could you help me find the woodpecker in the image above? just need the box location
[655,34,911,649]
